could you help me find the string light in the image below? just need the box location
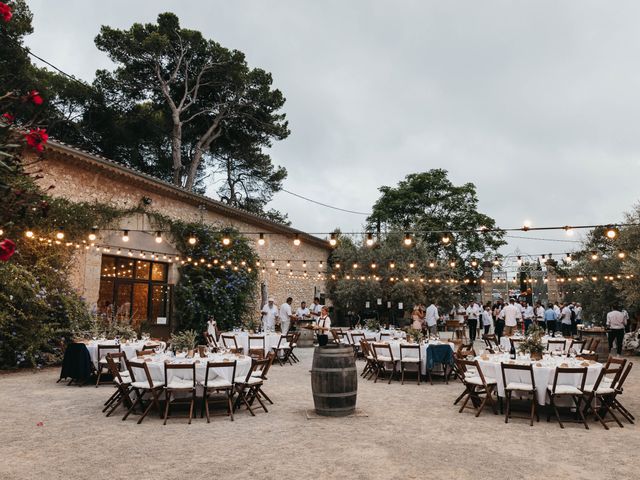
[403,233,413,246]
[293,234,301,246]
[155,231,162,244]
[122,230,130,242]
[329,233,337,247]
[55,227,65,240]
[258,233,265,246]
[222,236,231,246]
[188,234,197,245]
[442,235,450,244]
[88,227,98,242]
[25,229,34,238]
[366,233,375,247]
[606,225,618,239]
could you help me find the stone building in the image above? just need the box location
[26,140,331,337]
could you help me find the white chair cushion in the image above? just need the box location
[548,385,582,395]
[235,376,262,385]
[583,384,615,394]
[166,379,195,389]
[464,370,478,377]
[401,358,420,363]
[131,380,164,389]
[466,376,496,386]
[506,382,534,391]
[376,356,394,362]
[200,377,233,388]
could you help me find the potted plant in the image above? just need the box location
[518,324,545,360]
[405,327,424,344]
[170,329,198,356]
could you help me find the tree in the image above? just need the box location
[368,169,506,276]
[93,12,290,191]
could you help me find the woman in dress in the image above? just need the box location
[411,306,423,330]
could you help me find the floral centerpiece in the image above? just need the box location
[364,318,381,331]
[518,324,545,360]
[406,327,424,343]
[170,329,198,353]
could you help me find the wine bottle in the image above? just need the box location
[510,342,516,359]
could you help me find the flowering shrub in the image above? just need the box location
[0,2,12,22]
[24,127,48,152]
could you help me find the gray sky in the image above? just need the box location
[24,0,640,259]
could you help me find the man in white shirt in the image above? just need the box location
[261,298,279,332]
[534,302,545,328]
[560,303,572,337]
[295,301,310,321]
[279,297,293,335]
[607,306,627,355]
[466,301,480,342]
[425,303,439,335]
[523,302,534,333]
[499,298,522,336]
[309,297,322,320]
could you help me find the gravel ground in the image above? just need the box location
[0,347,638,480]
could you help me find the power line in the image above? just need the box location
[280,189,371,216]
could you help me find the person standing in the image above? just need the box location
[493,300,505,339]
[279,297,293,335]
[315,306,332,346]
[607,306,627,356]
[544,304,558,336]
[296,301,310,321]
[481,304,493,335]
[411,305,424,330]
[523,302,534,333]
[310,297,322,320]
[261,298,279,332]
[425,302,439,336]
[534,301,545,328]
[466,301,480,342]
[574,303,583,328]
[499,298,522,336]
[206,316,218,339]
[560,303,572,337]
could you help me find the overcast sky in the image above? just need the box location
[23,1,640,261]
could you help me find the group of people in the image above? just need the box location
[260,296,331,338]
[409,303,440,335]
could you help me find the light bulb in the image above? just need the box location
[222,237,231,246]
[25,229,34,238]
[122,230,129,242]
[188,235,197,245]
[403,233,412,246]
[606,226,618,239]
[258,233,265,246]
[155,231,162,243]
[56,228,65,240]
[366,233,374,247]
[293,234,301,246]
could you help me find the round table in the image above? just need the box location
[499,335,576,354]
[131,352,252,386]
[476,354,603,405]
[221,331,282,355]
[85,340,150,368]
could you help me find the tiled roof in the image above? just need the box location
[44,139,331,250]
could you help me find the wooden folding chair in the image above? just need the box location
[546,366,589,429]
[372,343,397,384]
[200,360,236,422]
[546,339,567,353]
[135,348,155,357]
[509,338,524,354]
[455,358,497,417]
[582,366,624,430]
[285,333,299,363]
[123,359,165,424]
[400,344,421,385]
[482,334,499,352]
[351,333,365,358]
[379,332,391,342]
[220,334,243,354]
[102,352,132,417]
[501,363,538,426]
[568,339,585,354]
[360,340,377,380]
[251,352,276,405]
[271,335,292,366]
[610,362,634,424]
[204,332,219,352]
[235,358,269,415]
[163,362,196,425]
[248,335,266,359]
[95,344,121,387]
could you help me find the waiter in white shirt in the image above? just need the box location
[560,303,572,337]
[261,298,279,332]
[279,297,293,335]
[607,306,627,355]
[310,297,322,320]
[523,302,534,333]
[425,303,439,336]
[466,301,480,342]
[295,301,310,321]
[499,298,522,336]
[534,302,545,328]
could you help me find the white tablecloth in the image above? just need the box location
[86,340,150,368]
[343,329,407,343]
[129,353,252,386]
[221,332,283,354]
[477,355,602,405]
[498,336,577,353]
[369,340,455,375]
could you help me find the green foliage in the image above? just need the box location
[169,221,259,334]
[405,327,424,343]
[367,169,505,274]
[328,231,464,319]
[518,324,545,355]
[170,329,198,352]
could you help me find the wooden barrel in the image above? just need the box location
[311,344,357,417]
[296,320,315,347]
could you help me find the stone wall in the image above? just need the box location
[25,146,330,327]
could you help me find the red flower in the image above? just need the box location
[28,90,43,105]
[0,3,12,22]
[0,239,16,261]
[25,128,49,152]
[1,112,14,123]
